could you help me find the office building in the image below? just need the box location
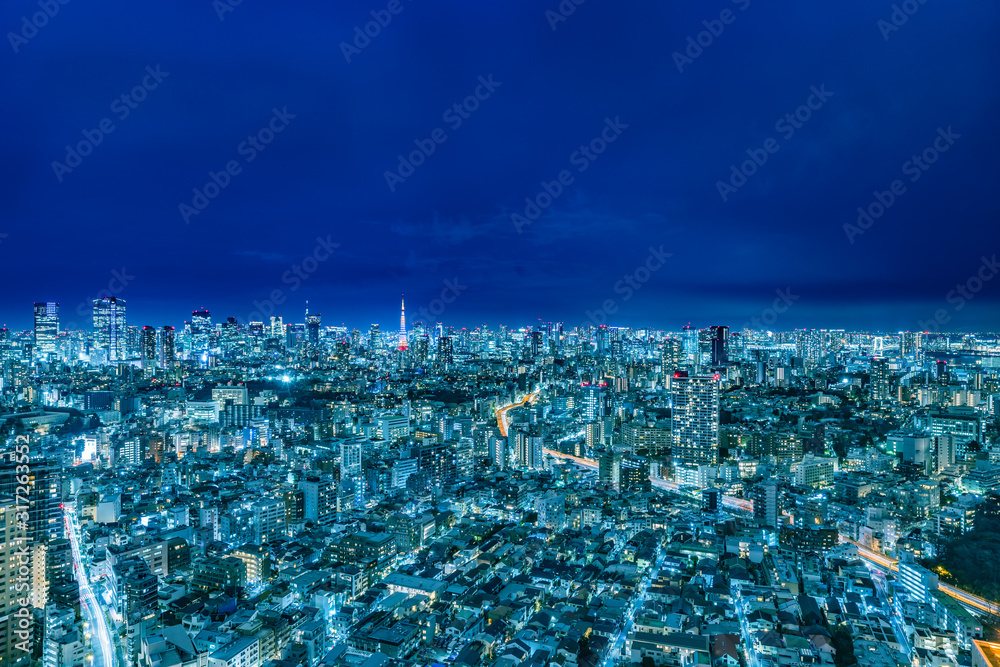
[709,325,729,365]
[140,326,157,370]
[159,325,175,369]
[306,312,321,346]
[190,309,211,355]
[93,296,127,361]
[33,301,59,359]
[437,336,453,365]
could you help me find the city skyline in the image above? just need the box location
[11,295,1000,337]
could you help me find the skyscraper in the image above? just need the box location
[530,330,543,358]
[93,296,126,361]
[221,317,239,355]
[901,331,922,360]
[681,325,698,366]
[581,385,604,421]
[709,325,729,365]
[661,337,683,372]
[306,311,321,347]
[936,359,949,385]
[160,325,175,369]
[190,309,211,354]
[1,500,32,666]
[671,373,720,467]
[269,316,284,340]
[33,301,59,359]
[870,357,889,401]
[398,296,408,351]
[413,335,430,365]
[0,453,61,544]
[512,430,543,470]
[140,326,157,370]
[437,336,453,365]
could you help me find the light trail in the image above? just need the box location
[66,512,115,667]
[843,537,1000,616]
[496,392,538,437]
[496,395,753,512]
[540,449,753,512]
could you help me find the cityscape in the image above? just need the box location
[4,303,1000,667]
[2,3,999,667]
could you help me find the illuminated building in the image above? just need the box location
[159,325,175,369]
[671,373,720,467]
[93,296,127,361]
[398,296,408,351]
[870,357,889,400]
[140,326,157,370]
[437,336,453,365]
[33,301,59,359]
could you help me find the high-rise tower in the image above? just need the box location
[140,326,157,370]
[398,296,408,351]
[160,325,175,369]
[190,309,211,353]
[33,301,59,359]
[870,357,890,400]
[671,373,720,467]
[305,302,321,347]
[93,296,126,361]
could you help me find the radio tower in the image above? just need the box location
[398,295,408,351]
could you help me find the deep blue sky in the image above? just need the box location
[2,0,999,333]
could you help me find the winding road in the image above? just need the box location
[66,512,115,667]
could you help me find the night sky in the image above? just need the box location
[2,0,999,332]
